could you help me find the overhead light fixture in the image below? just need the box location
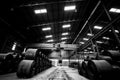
[87,47,91,50]
[47,39,54,42]
[42,27,51,31]
[96,41,103,44]
[102,37,110,40]
[109,30,112,32]
[12,42,17,51]
[62,24,71,28]
[79,42,84,44]
[45,35,52,38]
[62,32,69,36]
[64,5,76,11]
[84,49,88,51]
[34,8,47,14]
[109,8,120,13]
[115,30,119,33]
[83,38,89,41]
[61,41,66,44]
[61,37,67,40]
[87,33,94,36]
[94,25,103,30]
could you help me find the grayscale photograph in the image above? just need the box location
[0,0,120,80]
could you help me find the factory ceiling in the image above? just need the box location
[0,0,120,47]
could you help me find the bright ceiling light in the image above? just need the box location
[96,41,103,44]
[34,9,47,14]
[87,33,94,36]
[61,37,67,40]
[45,35,52,38]
[64,5,76,11]
[47,39,54,42]
[62,32,69,36]
[109,8,117,12]
[62,24,71,28]
[116,9,120,13]
[87,47,91,49]
[94,25,103,30]
[83,38,89,41]
[42,27,51,31]
[61,41,66,44]
[84,49,88,51]
[102,37,110,40]
[109,8,120,13]
[79,42,84,44]
[115,30,119,33]
[12,42,17,51]
[109,30,112,32]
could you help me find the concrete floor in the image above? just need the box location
[0,66,89,80]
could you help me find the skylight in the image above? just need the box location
[34,9,47,14]
[42,27,51,31]
[64,5,76,11]
[94,25,103,30]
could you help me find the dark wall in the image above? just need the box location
[0,20,25,53]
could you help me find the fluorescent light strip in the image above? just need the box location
[61,41,66,44]
[115,30,119,33]
[102,37,110,40]
[62,32,69,36]
[94,26,103,30]
[64,5,76,11]
[87,33,94,36]
[84,49,88,51]
[83,38,89,41]
[34,9,47,14]
[47,39,54,42]
[109,8,116,12]
[12,43,17,50]
[109,8,120,13]
[61,37,67,40]
[87,47,91,49]
[96,41,103,44]
[62,24,71,28]
[45,35,52,38]
[80,42,84,44]
[42,27,51,31]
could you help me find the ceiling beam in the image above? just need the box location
[80,14,120,51]
[19,0,84,7]
[72,0,101,44]
[31,19,79,28]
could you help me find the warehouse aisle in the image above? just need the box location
[0,66,89,80]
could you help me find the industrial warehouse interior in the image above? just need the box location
[0,0,120,80]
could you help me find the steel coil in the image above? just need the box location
[78,61,83,75]
[81,61,88,77]
[87,60,112,80]
[108,50,120,61]
[24,49,40,61]
[16,60,36,78]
